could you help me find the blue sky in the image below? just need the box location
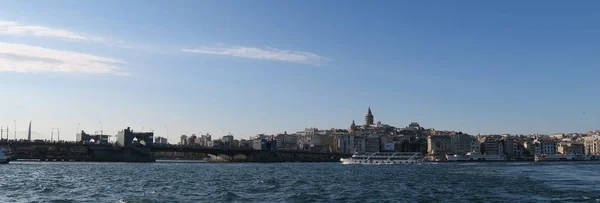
[1,1,600,142]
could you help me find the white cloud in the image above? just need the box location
[0,42,127,75]
[0,21,89,40]
[0,21,136,49]
[181,46,328,65]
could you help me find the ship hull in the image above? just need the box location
[340,158,421,165]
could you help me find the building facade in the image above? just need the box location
[275,133,298,150]
[450,134,472,154]
[427,135,452,155]
[154,136,168,145]
[540,140,556,155]
[582,135,600,155]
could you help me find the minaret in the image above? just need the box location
[365,107,374,125]
[28,121,32,141]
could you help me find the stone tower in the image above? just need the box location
[365,107,374,125]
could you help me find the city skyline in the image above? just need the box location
[2,1,600,141]
[1,107,597,142]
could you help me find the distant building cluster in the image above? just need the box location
[161,107,600,159]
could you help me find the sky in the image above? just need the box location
[1,1,600,142]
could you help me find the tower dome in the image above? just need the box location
[365,107,374,125]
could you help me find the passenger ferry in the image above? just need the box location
[0,147,10,164]
[340,152,422,164]
[535,154,576,162]
[465,152,506,161]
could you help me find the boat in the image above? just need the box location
[535,154,576,162]
[464,152,506,161]
[445,154,469,162]
[340,152,422,164]
[0,147,10,164]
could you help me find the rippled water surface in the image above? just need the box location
[1,161,600,202]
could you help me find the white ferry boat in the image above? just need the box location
[465,152,506,161]
[0,147,10,164]
[535,154,575,162]
[340,152,422,165]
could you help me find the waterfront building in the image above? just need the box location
[239,139,252,148]
[180,135,188,145]
[380,134,395,152]
[198,134,212,147]
[365,136,380,152]
[450,133,472,154]
[296,127,332,151]
[571,143,585,155]
[533,140,542,156]
[296,135,309,150]
[212,139,224,148]
[502,136,520,158]
[187,135,197,145]
[353,135,366,153]
[427,135,452,155]
[556,142,572,155]
[332,129,350,152]
[393,136,413,152]
[582,135,600,155]
[154,136,168,145]
[541,139,556,155]
[471,137,481,154]
[320,133,335,152]
[483,136,504,155]
[335,133,355,153]
[250,134,272,141]
[222,134,234,148]
[274,132,298,150]
[253,138,270,150]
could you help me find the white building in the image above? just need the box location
[582,135,600,155]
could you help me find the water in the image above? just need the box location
[1,161,600,203]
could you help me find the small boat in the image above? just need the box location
[445,154,469,162]
[465,152,506,161]
[535,154,576,162]
[340,152,422,165]
[0,147,10,164]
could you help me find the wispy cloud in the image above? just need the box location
[181,46,328,65]
[0,42,128,75]
[0,21,137,49]
[0,21,91,41]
